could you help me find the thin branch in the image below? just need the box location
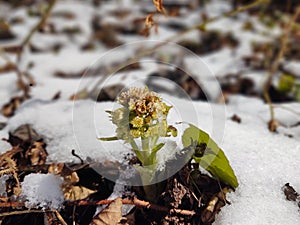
[17,0,57,62]
[263,6,300,132]
[76,198,196,216]
[0,209,49,217]
[0,198,196,216]
[0,0,57,96]
[54,210,68,225]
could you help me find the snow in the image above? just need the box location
[0,0,300,224]
[284,60,300,77]
[21,173,64,209]
[0,175,9,196]
[215,112,300,224]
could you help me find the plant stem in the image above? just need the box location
[17,0,57,62]
[0,0,56,96]
[263,6,300,132]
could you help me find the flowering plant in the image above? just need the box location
[100,87,238,203]
[100,87,177,166]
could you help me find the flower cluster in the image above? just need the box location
[109,87,175,141]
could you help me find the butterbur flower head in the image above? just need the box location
[131,116,144,128]
[110,87,174,140]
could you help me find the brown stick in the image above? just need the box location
[263,6,300,132]
[0,209,48,217]
[0,198,196,216]
[0,0,57,96]
[77,198,196,216]
[54,210,68,225]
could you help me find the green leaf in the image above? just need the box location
[278,74,295,93]
[148,143,165,165]
[182,123,238,188]
[98,136,119,141]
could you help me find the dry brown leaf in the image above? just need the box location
[0,19,15,40]
[0,63,16,74]
[1,96,26,117]
[25,141,48,165]
[8,124,42,148]
[48,163,64,175]
[63,185,96,201]
[140,14,154,37]
[153,0,165,13]
[0,146,22,196]
[283,183,299,201]
[201,187,232,224]
[90,198,127,225]
[65,171,80,184]
[145,14,154,28]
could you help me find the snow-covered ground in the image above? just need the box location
[0,0,299,224]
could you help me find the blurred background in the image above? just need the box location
[0,0,299,113]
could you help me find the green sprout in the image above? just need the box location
[100,87,177,166]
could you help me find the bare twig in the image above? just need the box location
[77,198,196,216]
[0,198,196,216]
[17,0,57,62]
[0,0,56,96]
[0,209,48,217]
[263,7,300,132]
[54,210,68,225]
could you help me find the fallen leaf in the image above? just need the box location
[8,124,42,148]
[0,146,22,196]
[65,171,80,184]
[48,163,65,175]
[283,183,299,201]
[51,91,61,100]
[90,198,127,225]
[0,63,16,74]
[153,0,165,13]
[145,14,154,28]
[201,187,231,224]
[230,114,241,123]
[1,96,26,117]
[25,140,48,166]
[0,19,15,40]
[140,14,154,37]
[63,185,96,201]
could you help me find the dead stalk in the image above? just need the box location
[263,7,300,132]
[0,209,49,217]
[0,198,196,216]
[0,0,56,96]
[54,210,68,225]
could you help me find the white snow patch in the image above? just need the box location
[0,175,9,196]
[21,173,64,209]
